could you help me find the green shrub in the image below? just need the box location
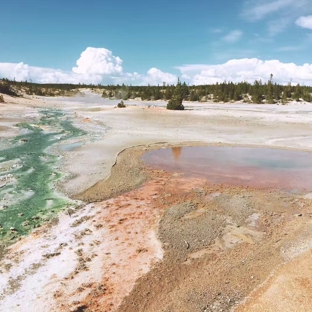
[166,97,184,110]
[117,100,126,108]
[0,81,17,96]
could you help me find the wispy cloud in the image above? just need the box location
[242,0,295,21]
[211,28,223,34]
[276,31,312,52]
[296,15,312,30]
[222,30,243,43]
[212,49,258,62]
[276,46,302,52]
[242,0,312,36]
[267,17,291,36]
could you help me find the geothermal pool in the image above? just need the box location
[143,146,312,192]
[0,109,85,242]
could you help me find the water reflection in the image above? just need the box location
[143,146,312,191]
[171,147,182,161]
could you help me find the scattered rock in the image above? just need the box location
[43,252,61,259]
[71,216,91,227]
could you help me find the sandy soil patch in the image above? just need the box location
[236,249,312,312]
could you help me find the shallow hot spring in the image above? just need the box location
[143,146,312,192]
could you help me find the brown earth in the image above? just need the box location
[73,147,312,312]
[116,178,312,312]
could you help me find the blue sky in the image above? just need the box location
[1,0,312,85]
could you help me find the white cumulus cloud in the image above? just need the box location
[296,15,312,29]
[0,47,178,86]
[0,47,125,85]
[108,68,177,86]
[143,68,177,85]
[73,47,123,75]
[0,62,102,84]
[177,58,312,86]
[2,50,312,87]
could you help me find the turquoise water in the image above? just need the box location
[59,142,83,151]
[0,109,86,242]
[143,146,312,191]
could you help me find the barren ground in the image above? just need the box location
[1,92,312,311]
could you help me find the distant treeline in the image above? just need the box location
[1,77,312,104]
[0,78,83,97]
[102,80,312,104]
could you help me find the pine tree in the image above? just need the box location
[251,80,263,104]
[233,88,241,101]
[190,90,199,101]
[166,79,185,110]
[266,74,274,104]
[273,83,281,101]
[302,91,312,102]
[153,86,162,100]
[282,91,287,105]
[293,84,302,101]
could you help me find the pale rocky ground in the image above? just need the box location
[1,91,312,311]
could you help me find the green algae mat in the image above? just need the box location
[0,109,86,243]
